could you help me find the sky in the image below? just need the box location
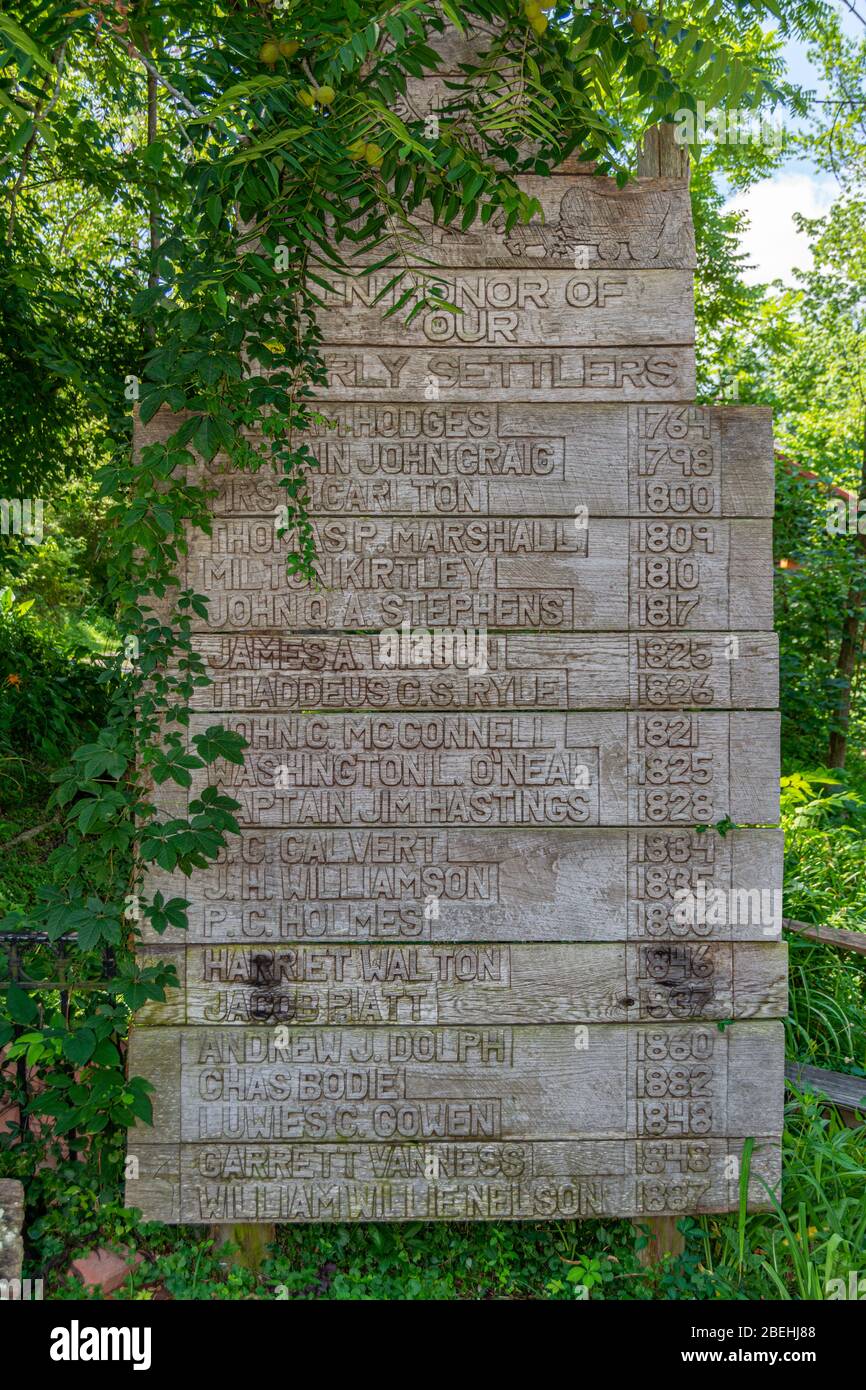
[722,2,862,285]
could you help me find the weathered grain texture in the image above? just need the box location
[127,1019,785,1145]
[140,403,774,520]
[155,711,780,828]
[313,270,694,347]
[184,632,779,714]
[126,1135,780,1223]
[125,1144,181,1225]
[785,1062,866,1114]
[128,19,781,1232]
[139,826,784,947]
[135,941,787,1027]
[175,517,773,634]
[637,123,690,180]
[341,175,696,270]
[316,346,696,402]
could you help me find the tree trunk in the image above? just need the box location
[828,418,866,769]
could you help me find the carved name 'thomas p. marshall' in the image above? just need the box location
[128,39,784,1225]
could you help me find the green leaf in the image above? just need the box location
[192,726,247,765]
[129,1090,154,1125]
[194,417,222,462]
[0,15,54,73]
[61,1028,96,1066]
[5,984,38,1025]
[92,1039,121,1067]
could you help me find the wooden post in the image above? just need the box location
[637,120,690,179]
[633,1216,686,1266]
[209,1223,275,1273]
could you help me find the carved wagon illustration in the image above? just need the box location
[504,182,680,264]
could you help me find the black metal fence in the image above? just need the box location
[1,931,118,1140]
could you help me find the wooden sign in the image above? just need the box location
[160,709,779,828]
[137,939,787,1027]
[177,517,773,633]
[127,40,784,1224]
[315,346,696,401]
[141,826,783,947]
[129,1021,782,1222]
[344,175,697,270]
[183,632,779,714]
[313,270,694,346]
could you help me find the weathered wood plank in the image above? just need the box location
[153,711,780,828]
[783,917,866,956]
[135,941,787,1027]
[315,346,696,402]
[127,1019,785,1145]
[139,826,784,947]
[338,175,696,270]
[637,123,690,181]
[125,1135,780,1224]
[124,1144,181,1225]
[140,403,774,520]
[313,270,694,347]
[785,1062,866,1112]
[173,518,773,634]
[185,632,779,714]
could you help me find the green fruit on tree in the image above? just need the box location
[348,139,367,160]
[259,40,280,65]
[631,11,648,33]
[279,39,300,58]
[315,85,336,105]
[529,12,548,33]
[365,142,383,167]
[298,89,315,107]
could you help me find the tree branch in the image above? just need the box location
[5,41,67,243]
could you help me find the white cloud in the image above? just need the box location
[723,172,837,286]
